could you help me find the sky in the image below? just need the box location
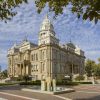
[0,0,100,70]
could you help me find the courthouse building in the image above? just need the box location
[7,15,85,81]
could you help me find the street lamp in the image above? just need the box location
[92,72,95,85]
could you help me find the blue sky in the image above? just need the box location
[0,0,100,70]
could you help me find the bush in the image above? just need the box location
[75,75,85,81]
[0,83,17,86]
[23,75,31,82]
[19,82,32,85]
[19,80,92,86]
[78,82,92,84]
[66,81,79,86]
[56,80,79,86]
[34,80,41,85]
[19,80,41,85]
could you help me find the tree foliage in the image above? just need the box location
[94,65,100,77]
[0,0,28,22]
[0,69,8,79]
[85,58,100,78]
[35,0,100,23]
[85,59,96,77]
[0,0,100,23]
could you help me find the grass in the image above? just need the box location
[0,83,18,86]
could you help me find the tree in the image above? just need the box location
[85,59,96,77]
[0,0,100,23]
[35,0,100,24]
[98,58,100,63]
[0,69,8,79]
[0,0,28,22]
[93,65,100,78]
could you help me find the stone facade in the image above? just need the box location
[7,15,85,81]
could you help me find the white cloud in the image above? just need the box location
[0,0,100,69]
[0,49,7,64]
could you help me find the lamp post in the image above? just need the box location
[92,72,95,85]
[64,75,70,87]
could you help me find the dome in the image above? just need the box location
[42,15,51,24]
[40,15,54,32]
[75,45,81,50]
[67,42,76,49]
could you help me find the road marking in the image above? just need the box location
[77,91,100,94]
[54,95,72,100]
[0,92,39,100]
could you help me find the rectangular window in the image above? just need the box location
[42,51,44,59]
[40,50,42,60]
[36,75,38,80]
[34,54,35,61]
[42,63,45,71]
[36,54,38,61]
[31,55,33,61]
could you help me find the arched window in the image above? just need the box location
[42,63,45,71]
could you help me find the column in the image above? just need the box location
[41,80,46,91]
[72,64,74,74]
[46,77,52,91]
[20,64,22,75]
[50,48,52,79]
[23,62,26,75]
[53,79,56,91]
[18,64,20,76]
[71,64,74,80]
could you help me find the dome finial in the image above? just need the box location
[23,35,28,42]
[70,38,72,43]
[13,43,17,47]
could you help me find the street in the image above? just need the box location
[0,85,65,100]
[0,85,100,100]
[60,84,100,100]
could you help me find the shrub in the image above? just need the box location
[75,75,85,81]
[19,82,32,85]
[66,81,79,86]
[56,80,79,86]
[0,83,17,86]
[56,80,63,85]
[17,75,24,81]
[23,75,31,83]
[19,80,41,85]
[34,80,41,85]
[78,82,92,84]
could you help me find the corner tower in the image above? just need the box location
[38,15,59,45]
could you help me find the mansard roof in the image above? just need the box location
[19,39,37,47]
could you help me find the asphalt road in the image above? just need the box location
[0,85,66,100]
[60,84,100,100]
[0,85,100,100]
